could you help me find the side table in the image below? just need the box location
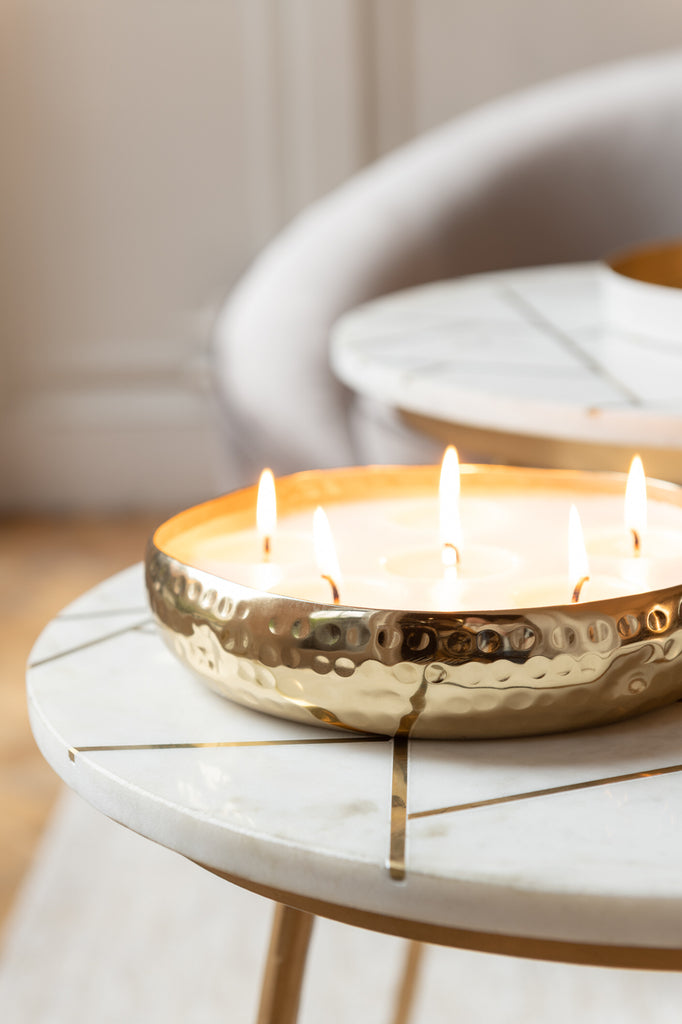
[27,566,682,1022]
[331,263,682,481]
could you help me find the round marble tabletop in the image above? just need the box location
[331,263,682,475]
[27,565,682,968]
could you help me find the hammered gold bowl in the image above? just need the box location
[146,465,682,739]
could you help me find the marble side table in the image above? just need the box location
[331,263,682,481]
[28,566,682,1022]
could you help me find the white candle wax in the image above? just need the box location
[386,496,505,536]
[268,575,409,610]
[511,575,632,608]
[188,529,312,590]
[586,526,682,561]
[383,544,519,579]
[269,488,682,610]
[165,470,682,612]
[586,527,682,593]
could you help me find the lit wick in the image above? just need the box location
[568,504,590,604]
[571,575,590,604]
[442,541,461,569]
[313,506,342,606]
[257,468,276,562]
[321,574,341,605]
[625,455,646,559]
[440,445,462,574]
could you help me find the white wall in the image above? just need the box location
[2,0,682,510]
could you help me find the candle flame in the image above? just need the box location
[313,506,342,604]
[625,454,647,556]
[569,504,590,603]
[257,468,277,560]
[439,446,462,570]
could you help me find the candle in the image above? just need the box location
[586,455,682,591]
[512,504,630,607]
[257,468,277,559]
[270,504,412,609]
[176,462,682,612]
[175,467,313,590]
[148,463,682,740]
[313,506,342,604]
[381,448,520,608]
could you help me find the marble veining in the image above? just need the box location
[331,263,682,447]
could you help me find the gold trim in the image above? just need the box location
[503,286,640,404]
[389,736,409,881]
[388,673,428,880]
[256,904,314,1024]
[68,734,387,762]
[399,412,682,484]
[391,941,424,1024]
[56,607,150,621]
[608,239,682,288]
[409,762,682,820]
[198,862,682,971]
[29,619,153,669]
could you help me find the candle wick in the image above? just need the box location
[571,575,590,603]
[321,574,340,606]
[442,542,460,569]
[631,527,641,557]
[262,535,271,561]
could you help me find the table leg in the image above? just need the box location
[256,903,315,1024]
[391,940,425,1024]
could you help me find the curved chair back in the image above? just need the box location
[213,51,682,479]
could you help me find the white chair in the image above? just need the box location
[212,49,682,481]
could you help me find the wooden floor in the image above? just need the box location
[0,514,162,931]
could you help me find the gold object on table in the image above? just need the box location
[608,238,682,288]
[146,465,682,739]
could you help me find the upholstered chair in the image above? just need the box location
[213,50,682,481]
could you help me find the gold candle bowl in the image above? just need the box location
[146,465,682,739]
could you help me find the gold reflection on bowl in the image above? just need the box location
[146,465,682,740]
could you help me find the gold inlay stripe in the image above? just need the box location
[29,619,153,669]
[68,735,387,762]
[409,762,682,820]
[391,940,425,1024]
[387,673,429,882]
[388,735,409,881]
[56,607,150,621]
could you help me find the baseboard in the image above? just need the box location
[0,382,244,511]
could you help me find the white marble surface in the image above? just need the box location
[331,263,682,450]
[27,565,682,952]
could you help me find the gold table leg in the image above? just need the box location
[391,940,425,1024]
[256,903,315,1024]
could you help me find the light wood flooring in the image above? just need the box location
[0,514,162,932]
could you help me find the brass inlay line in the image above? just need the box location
[502,286,641,406]
[388,673,429,881]
[56,607,150,621]
[389,735,409,881]
[29,619,153,669]
[409,762,682,820]
[68,735,387,762]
